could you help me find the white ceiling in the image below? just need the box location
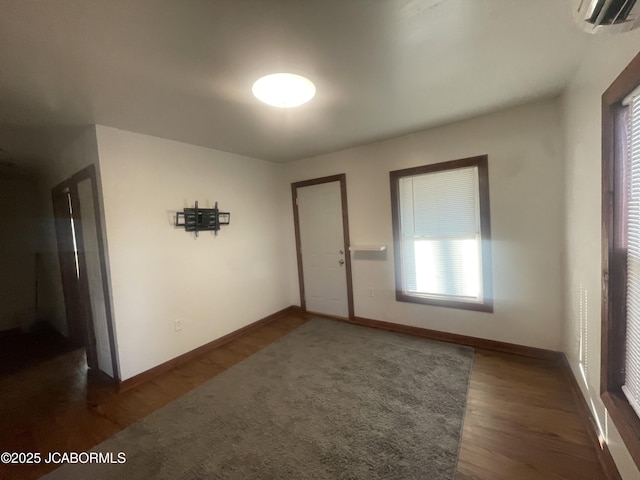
[0,0,591,163]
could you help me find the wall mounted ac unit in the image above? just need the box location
[571,0,640,34]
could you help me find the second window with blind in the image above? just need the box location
[601,50,640,466]
[390,155,493,312]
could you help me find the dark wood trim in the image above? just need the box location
[393,294,493,313]
[51,181,77,346]
[338,315,561,360]
[389,155,494,313]
[603,391,640,468]
[601,98,628,396]
[601,49,640,469]
[72,165,120,381]
[339,176,355,320]
[291,174,345,190]
[67,179,101,371]
[117,305,302,392]
[477,156,494,310]
[291,183,306,311]
[603,51,640,107]
[559,355,622,480]
[601,89,613,394]
[389,155,486,178]
[291,174,355,319]
[51,180,99,369]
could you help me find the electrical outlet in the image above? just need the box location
[174,319,183,331]
[368,288,374,297]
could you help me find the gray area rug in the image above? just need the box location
[43,318,474,480]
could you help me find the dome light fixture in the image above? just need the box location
[252,73,316,108]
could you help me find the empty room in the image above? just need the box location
[1,1,640,479]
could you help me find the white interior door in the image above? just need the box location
[297,181,349,318]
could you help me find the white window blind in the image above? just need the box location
[398,166,482,300]
[623,89,640,418]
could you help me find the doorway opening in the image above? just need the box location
[51,165,119,380]
[0,170,76,376]
[291,174,354,319]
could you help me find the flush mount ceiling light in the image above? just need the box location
[252,73,316,108]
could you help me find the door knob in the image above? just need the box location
[338,259,345,266]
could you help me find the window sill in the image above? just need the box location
[396,292,493,313]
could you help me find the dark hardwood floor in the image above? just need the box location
[0,326,74,377]
[0,311,607,479]
[457,350,605,479]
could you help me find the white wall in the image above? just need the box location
[562,32,640,480]
[39,126,102,186]
[95,126,291,380]
[0,176,38,331]
[283,99,566,351]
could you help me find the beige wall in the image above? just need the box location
[562,32,640,480]
[95,126,291,380]
[283,99,566,351]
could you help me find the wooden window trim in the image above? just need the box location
[389,155,493,313]
[601,50,640,468]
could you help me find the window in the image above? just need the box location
[601,51,640,468]
[389,155,493,312]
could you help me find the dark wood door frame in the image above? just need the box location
[52,180,98,370]
[52,165,120,380]
[52,183,94,363]
[291,174,354,320]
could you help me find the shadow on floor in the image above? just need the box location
[0,325,76,377]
